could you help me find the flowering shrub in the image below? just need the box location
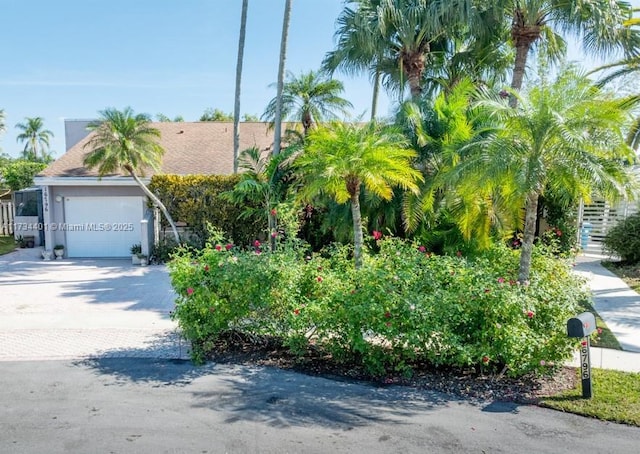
[169,237,586,376]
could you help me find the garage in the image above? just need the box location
[63,196,144,258]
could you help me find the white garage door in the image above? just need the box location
[64,196,144,258]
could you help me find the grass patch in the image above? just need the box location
[540,368,640,426]
[602,261,640,293]
[0,236,16,256]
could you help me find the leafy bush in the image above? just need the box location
[603,212,640,264]
[169,236,586,377]
[148,174,263,248]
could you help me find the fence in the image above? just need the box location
[0,202,14,236]
[578,199,638,255]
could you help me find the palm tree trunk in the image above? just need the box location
[370,69,380,120]
[350,187,364,269]
[268,211,277,252]
[233,0,249,174]
[273,0,292,156]
[509,42,530,107]
[518,191,539,283]
[127,168,180,244]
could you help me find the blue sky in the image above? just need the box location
[0,0,637,158]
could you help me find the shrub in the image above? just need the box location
[148,174,264,248]
[169,236,586,377]
[603,212,640,264]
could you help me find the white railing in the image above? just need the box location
[0,202,14,236]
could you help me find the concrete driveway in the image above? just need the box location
[0,247,186,361]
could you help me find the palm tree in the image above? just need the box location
[233,0,249,173]
[263,70,353,136]
[15,117,54,161]
[0,110,5,136]
[324,0,474,100]
[453,67,637,281]
[500,0,640,105]
[296,121,422,268]
[223,146,295,251]
[273,0,293,156]
[82,107,180,244]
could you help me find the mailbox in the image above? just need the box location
[567,312,596,338]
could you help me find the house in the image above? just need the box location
[34,120,276,258]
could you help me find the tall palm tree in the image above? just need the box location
[499,0,640,105]
[273,0,293,156]
[324,0,474,100]
[263,70,353,136]
[82,107,180,244]
[233,0,249,173]
[296,121,422,268]
[0,110,5,136]
[453,67,637,281]
[15,117,54,161]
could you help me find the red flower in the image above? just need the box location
[317,276,323,283]
[484,288,490,294]
[497,277,505,284]
[384,311,391,318]
[186,287,194,296]
[597,327,603,335]
[204,265,210,272]
[556,229,562,236]
[271,231,278,238]
[418,246,426,253]
[509,279,517,286]
[225,243,233,251]
[372,230,382,240]
[527,310,534,319]
[254,240,261,248]
[482,356,490,364]
[270,209,277,216]
[581,340,588,346]
[294,309,300,315]
[215,245,222,251]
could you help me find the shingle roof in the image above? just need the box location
[39,122,277,178]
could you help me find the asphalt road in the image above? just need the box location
[1,359,639,454]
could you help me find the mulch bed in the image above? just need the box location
[202,331,578,404]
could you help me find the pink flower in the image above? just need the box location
[316,276,323,283]
[372,230,382,240]
[556,229,562,237]
[509,279,516,286]
[255,250,262,255]
[186,287,194,296]
[270,209,277,216]
[527,310,534,319]
[597,327,603,335]
[497,277,505,284]
[540,360,546,366]
[225,243,233,251]
[254,240,261,248]
[418,246,426,253]
[271,231,278,238]
[215,245,222,251]
[482,356,490,364]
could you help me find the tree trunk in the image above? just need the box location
[273,0,292,156]
[233,0,249,174]
[518,191,539,283]
[370,69,380,121]
[127,168,180,245]
[509,42,530,107]
[268,211,277,252]
[350,186,364,269]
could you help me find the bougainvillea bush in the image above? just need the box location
[169,236,586,377]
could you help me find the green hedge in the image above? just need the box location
[169,236,587,377]
[148,174,264,248]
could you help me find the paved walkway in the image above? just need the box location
[0,247,188,361]
[570,254,640,372]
